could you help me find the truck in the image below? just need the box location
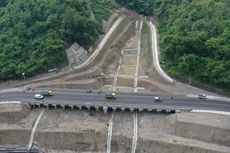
[40,89,53,96]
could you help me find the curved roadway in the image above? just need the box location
[0,91,230,112]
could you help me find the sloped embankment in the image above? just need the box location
[0,105,230,153]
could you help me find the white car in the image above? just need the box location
[154,97,162,102]
[34,94,44,100]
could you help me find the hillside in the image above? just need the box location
[0,0,115,80]
[117,0,230,90]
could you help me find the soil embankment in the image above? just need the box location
[0,105,230,153]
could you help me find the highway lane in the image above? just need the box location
[1,91,230,112]
[0,148,40,153]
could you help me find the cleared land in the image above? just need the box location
[0,105,229,153]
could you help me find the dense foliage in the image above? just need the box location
[116,0,154,16]
[0,0,115,80]
[117,0,230,89]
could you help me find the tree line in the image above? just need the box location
[0,0,115,80]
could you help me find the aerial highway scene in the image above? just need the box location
[0,0,230,153]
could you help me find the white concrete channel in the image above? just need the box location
[148,21,174,84]
[134,20,143,92]
[27,109,45,152]
[106,111,114,153]
[131,20,142,153]
[131,112,138,153]
[74,16,124,70]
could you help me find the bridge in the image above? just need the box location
[1,91,230,113]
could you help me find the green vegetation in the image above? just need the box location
[141,21,152,69]
[117,0,230,89]
[116,0,154,16]
[0,0,115,80]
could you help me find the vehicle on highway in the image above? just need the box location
[154,97,162,102]
[86,89,92,93]
[105,92,117,99]
[41,89,53,96]
[34,94,44,100]
[198,94,207,99]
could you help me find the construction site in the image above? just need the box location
[0,8,230,153]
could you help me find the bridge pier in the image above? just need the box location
[130,108,134,112]
[86,106,90,110]
[69,105,74,109]
[112,107,117,112]
[95,106,99,111]
[30,103,34,108]
[138,108,143,112]
[156,109,162,113]
[121,107,125,112]
[166,110,171,113]
[103,106,108,113]
[148,108,153,112]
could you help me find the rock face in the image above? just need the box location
[65,43,89,67]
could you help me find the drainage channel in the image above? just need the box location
[134,20,143,92]
[106,111,114,153]
[27,109,45,152]
[131,112,138,153]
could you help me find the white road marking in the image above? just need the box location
[0,88,22,93]
[191,110,230,115]
[131,112,138,153]
[187,94,230,102]
[27,109,45,151]
[148,22,174,83]
[0,101,22,104]
[106,111,114,153]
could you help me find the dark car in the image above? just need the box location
[154,97,162,102]
[86,90,92,93]
[105,92,117,99]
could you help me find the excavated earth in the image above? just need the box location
[0,104,229,153]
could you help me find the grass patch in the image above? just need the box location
[141,21,152,70]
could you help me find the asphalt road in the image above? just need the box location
[0,91,230,112]
[0,148,40,153]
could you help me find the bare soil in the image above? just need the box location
[0,106,230,153]
[119,65,135,76]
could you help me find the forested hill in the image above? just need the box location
[117,0,230,89]
[0,0,115,80]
